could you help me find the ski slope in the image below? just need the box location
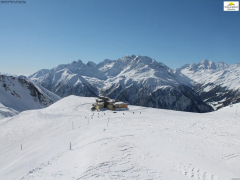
[0,96,239,180]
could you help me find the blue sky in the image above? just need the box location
[0,0,239,75]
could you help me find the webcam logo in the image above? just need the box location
[224,1,239,11]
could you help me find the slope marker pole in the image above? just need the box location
[107,115,110,127]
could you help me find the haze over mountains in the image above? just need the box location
[28,55,240,113]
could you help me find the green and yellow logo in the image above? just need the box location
[229,2,235,5]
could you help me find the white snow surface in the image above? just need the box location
[0,102,19,119]
[0,96,239,180]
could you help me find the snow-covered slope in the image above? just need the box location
[177,59,240,90]
[0,102,19,119]
[0,96,239,180]
[177,60,240,109]
[0,75,61,116]
[28,69,50,79]
[30,60,106,98]
[30,55,213,113]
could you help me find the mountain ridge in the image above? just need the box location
[27,55,240,112]
[177,59,240,109]
[0,75,61,119]
[29,55,220,113]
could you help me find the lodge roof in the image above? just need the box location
[114,102,128,105]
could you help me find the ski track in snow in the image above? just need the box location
[76,138,160,180]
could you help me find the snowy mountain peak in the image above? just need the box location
[86,61,97,68]
[197,59,229,70]
[48,59,86,73]
[200,59,212,64]
[178,59,240,109]
[97,59,113,68]
[134,55,140,60]
[120,54,136,62]
[119,55,153,65]
[179,60,229,72]
[198,59,215,70]
[18,75,28,80]
[28,69,50,79]
[69,59,84,68]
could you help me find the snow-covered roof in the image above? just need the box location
[114,102,127,105]
[99,96,109,99]
[107,99,115,103]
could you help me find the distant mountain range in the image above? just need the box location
[1,55,238,117]
[28,55,240,113]
[176,60,240,109]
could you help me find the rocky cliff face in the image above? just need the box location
[111,84,212,113]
